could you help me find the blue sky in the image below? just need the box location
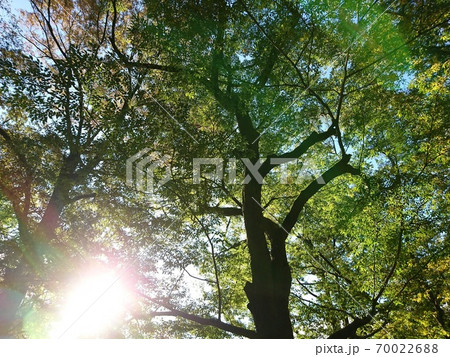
[9,0,32,12]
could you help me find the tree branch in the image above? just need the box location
[109,0,180,73]
[279,154,360,239]
[139,292,257,338]
[373,227,403,304]
[68,193,96,203]
[328,315,372,339]
[260,125,335,177]
[201,206,242,216]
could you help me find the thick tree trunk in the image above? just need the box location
[242,180,293,338]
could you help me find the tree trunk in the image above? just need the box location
[0,155,78,337]
[242,180,293,338]
[0,266,28,338]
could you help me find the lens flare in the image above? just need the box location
[50,268,129,338]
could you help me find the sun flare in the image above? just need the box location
[50,268,130,338]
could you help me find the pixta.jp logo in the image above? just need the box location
[126,149,171,194]
[126,149,326,194]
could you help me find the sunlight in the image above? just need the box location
[50,268,130,338]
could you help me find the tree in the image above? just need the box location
[0,0,139,336]
[0,0,448,338]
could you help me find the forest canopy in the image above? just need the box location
[0,0,449,339]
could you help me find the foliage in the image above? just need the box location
[0,0,448,338]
